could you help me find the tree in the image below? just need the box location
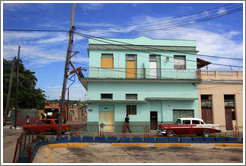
[3,58,46,110]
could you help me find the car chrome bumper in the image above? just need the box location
[156,129,166,135]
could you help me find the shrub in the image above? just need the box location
[36,133,46,141]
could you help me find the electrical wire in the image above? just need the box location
[75,4,242,33]
[3,29,69,32]
[74,31,243,61]
[3,27,243,61]
[71,61,199,80]
[74,32,243,68]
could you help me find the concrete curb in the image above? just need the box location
[215,143,243,147]
[48,143,88,148]
[112,143,148,146]
[155,143,191,146]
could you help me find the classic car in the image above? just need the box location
[23,119,71,135]
[156,118,221,137]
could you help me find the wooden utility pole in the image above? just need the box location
[3,57,16,126]
[58,3,76,136]
[14,46,20,129]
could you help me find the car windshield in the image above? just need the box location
[55,120,59,124]
[175,119,182,124]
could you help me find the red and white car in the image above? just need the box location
[156,118,221,137]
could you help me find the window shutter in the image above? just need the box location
[101,57,113,68]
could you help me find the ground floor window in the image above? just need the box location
[173,109,194,122]
[126,105,137,115]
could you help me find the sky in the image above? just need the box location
[2,2,244,100]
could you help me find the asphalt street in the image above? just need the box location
[2,125,23,163]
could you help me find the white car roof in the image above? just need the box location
[178,118,204,121]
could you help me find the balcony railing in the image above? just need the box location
[88,67,199,80]
[199,70,243,80]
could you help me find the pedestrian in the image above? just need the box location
[124,114,131,133]
[26,115,30,125]
[41,112,47,119]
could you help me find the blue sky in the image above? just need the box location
[2,2,244,100]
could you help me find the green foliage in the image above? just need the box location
[3,58,47,110]
[36,133,46,141]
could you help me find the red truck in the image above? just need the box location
[23,119,71,135]
[156,118,221,137]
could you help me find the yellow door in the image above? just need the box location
[106,112,114,131]
[126,60,136,78]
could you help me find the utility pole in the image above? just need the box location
[67,88,69,121]
[3,57,16,126]
[14,46,20,129]
[58,3,76,136]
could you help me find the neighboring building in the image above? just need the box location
[198,70,243,132]
[80,36,206,132]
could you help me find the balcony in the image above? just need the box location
[199,70,243,81]
[88,67,199,80]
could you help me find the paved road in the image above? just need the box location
[33,143,243,163]
[2,125,23,163]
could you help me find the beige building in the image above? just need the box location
[198,70,243,132]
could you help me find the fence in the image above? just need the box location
[13,123,243,163]
[11,109,40,126]
[69,123,150,138]
[68,123,243,139]
[13,129,35,163]
[199,70,243,80]
[89,67,199,80]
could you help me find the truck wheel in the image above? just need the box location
[203,130,210,137]
[167,130,175,137]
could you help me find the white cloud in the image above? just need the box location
[45,84,87,100]
[80,3,104,12]
[218,8,227,15]
[203,11,209,16]
[3,43,89,69]
[77,15,243,70]
[36,33,68,44]
[3,3,28,12]
[3,31,49,43]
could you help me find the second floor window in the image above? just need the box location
[101,94,113,100]
[101,54,114,68]
[174,55,186,70]
[126,94,138,100]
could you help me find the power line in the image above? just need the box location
[72,62,199,80]
[75,4,242,33]
[3,29,69,32]
[137,7,243,32]
[3,27,243,61]
[74,32,243,68]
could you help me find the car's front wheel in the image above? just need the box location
[166,130,175,137]
[203,130,210,137]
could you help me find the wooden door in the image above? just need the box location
[202,109,213,124]
[149,61,157,78]
[126,60,135,78]
[150,112,158,130]
[225,108,233,130]
[106,112,114,132]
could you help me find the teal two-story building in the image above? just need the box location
[80,36,206,132]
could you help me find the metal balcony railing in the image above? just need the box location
[88,67,199,80]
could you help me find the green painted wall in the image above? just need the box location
[87,82,198,100]
[85,36,199,131]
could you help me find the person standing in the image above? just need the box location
[124,114,131,133]
[26,115,30,125]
